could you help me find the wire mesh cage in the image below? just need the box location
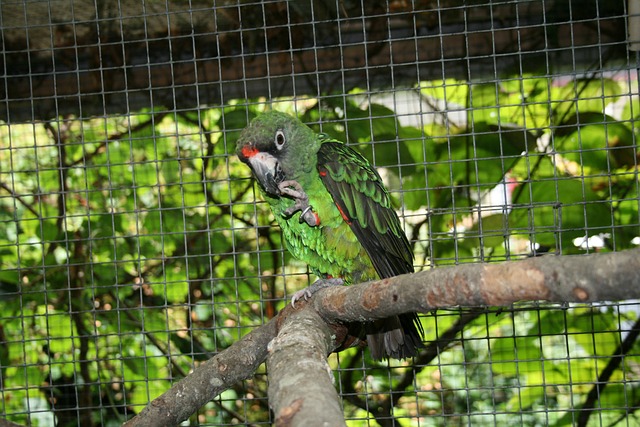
[0,0,639,426]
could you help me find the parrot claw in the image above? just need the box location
[291,277,345,308]
[278,180,319,227]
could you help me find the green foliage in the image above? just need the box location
[0,75,638,425]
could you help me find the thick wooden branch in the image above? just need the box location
[123,248,640,426]
[123,318,277,427]
[311,248,640,324]
[267,308,347,427]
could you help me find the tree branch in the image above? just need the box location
[267,307,347,427]
[310,248,640,324]
[124,248,640,426]
[123,318,277,427]
[577,316,640,427]
[0,180,41,218]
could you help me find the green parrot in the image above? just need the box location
[236,111,423,360]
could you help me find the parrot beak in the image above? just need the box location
[239,147,284,197]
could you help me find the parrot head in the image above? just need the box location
[236,111,319,197]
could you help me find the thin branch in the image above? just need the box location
[68,113,168,167]
[123,317,277,427]
[0,180,41,218]
[43,121,68,221]
[340,312,482,426]
[383,312,482,410]
[43,120,68,255]
[68,236,94,426]
[606,395,640,427]
[113,291,248,424]
[577,316,640,427]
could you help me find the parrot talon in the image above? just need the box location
[300,205,313,218]
[298,205,318,226]
[291,277,345,308]
[278,180,319,227]
[278,180,306,200]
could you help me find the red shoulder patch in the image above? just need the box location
[336,203,351,224]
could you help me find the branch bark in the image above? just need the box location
[123,248,640,426]
[311,248,640,324]
[267,308,347,427]
[122,318,277,427]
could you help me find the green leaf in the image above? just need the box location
[357,139,418,176]
[401,172,431,211]
[511,179,613,249]
[462,211,512,248]
[506,385,545,411]
[620,96,640,121]
[491,335,543,382]
[36,219,60,243]
[46,314,77,354]
[434,126,520,187]
[568,309,620,356]
[419,79,469,107]
[614,193,640,247]
[552,78,622,123]
[341,102,398,143]
[555,113,636,170]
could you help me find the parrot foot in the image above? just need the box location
[291,277,344,308]
[278,180,319,227]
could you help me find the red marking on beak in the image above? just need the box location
[241,146,259,158]
[319,170,327,177]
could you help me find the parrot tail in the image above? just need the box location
[366,313,424,360]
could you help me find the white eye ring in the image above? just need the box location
[275,130,286,150]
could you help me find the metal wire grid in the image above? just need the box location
[0,0,638,426]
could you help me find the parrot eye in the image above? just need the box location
[274,130,286,150]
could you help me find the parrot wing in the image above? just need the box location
[316,135,414,278]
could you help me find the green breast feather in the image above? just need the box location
[270,169,374,284]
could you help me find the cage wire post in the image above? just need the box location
[0,1,639,427]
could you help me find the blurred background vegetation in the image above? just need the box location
[1,74,639,426]
[1,0,639,425]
